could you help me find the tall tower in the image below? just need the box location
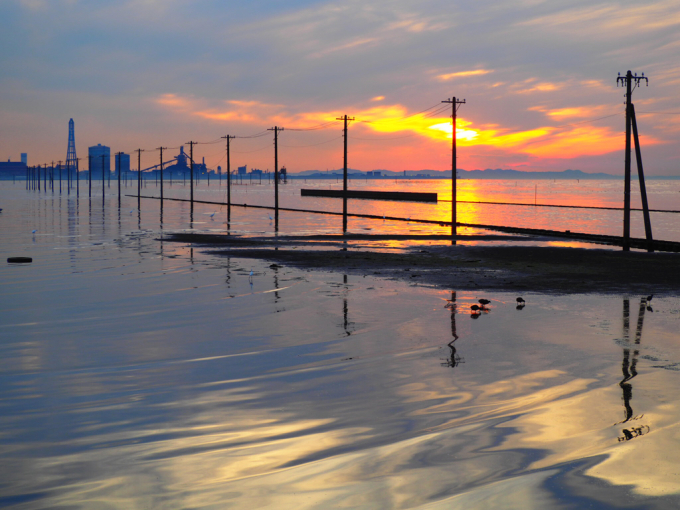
[66,118,78,173]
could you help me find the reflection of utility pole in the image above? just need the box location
[442,97,465,243]
[617,297,650,441]
[617,71,648,251]
[336,115,355,233]
[343,274,352,336]
[442,291,463,368]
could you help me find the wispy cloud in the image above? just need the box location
[436,69,493,81]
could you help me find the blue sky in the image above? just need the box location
[1,0,679,174]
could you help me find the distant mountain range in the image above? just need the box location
[291,168,679,179]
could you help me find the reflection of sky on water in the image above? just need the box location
[2,183,680,508]
[124,177,680,243]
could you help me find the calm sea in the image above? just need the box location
[2,179,680,509]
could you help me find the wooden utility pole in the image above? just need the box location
[617,71,648,251]
[442,97,465,243]
[267,127,283,224]
[187,141,196,208]
[136,149,144,206]
[336,115,355,233]
[158,147,166,204]
[88,155,92,198]
[101,155,106,199]
[630,104,654,252]
[116,152,123,202]
[221,135,235,212]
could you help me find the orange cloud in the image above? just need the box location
[516,82,562,94]
[529,105,615,119]
[155,93,644,160]
[436,69,493,81]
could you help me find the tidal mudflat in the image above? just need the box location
[2,183,680,509]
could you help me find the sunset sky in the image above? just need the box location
[2,0,679,175]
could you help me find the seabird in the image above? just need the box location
[516,297,525,305]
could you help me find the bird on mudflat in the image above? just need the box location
[209,212,217,219]
[646,294,654,303]
[470,304,481,313]
[478,299,491,308]
[516,297,526,305]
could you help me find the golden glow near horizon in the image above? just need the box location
[155,93,663,163]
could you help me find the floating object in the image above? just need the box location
[478,299,491,307]
[516,297,526,305]
[8,257,32,263]
[301,189,437,202]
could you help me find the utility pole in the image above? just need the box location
[187,141,196,208]
[221,135,235,211]
[101,155,106,199]
[617,71,648,251]
[630,105,653,252]
[116,152,124,203]
[158,147,166,204]
[442,96,465,243]
[267,127,283,224]
[88,155,92,198]
[136,149,144,206]
[58,160,63,193]
[75,158,80,197]
[336,115,355,233]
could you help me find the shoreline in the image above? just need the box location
[164,233,680,295]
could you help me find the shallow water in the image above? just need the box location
[2,183,680,509]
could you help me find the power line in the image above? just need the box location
[281,135,344,147]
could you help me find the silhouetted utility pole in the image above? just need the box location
[617,71,648,251]
[88,155,92,197]
[43,163,47,191]
[442,97,465,243]
[101,155,106,199]
[221,135,235,211]
[630,105,653,251]
[267,127,284,224]
[116,152,123,203]
[187,141,196,207]
[157,147,166,204]
[136,149,144,206]
[75,158,80,196]
[58,160,63,193]
[336,115,355,233]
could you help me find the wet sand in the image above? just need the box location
[166,232,680,294]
